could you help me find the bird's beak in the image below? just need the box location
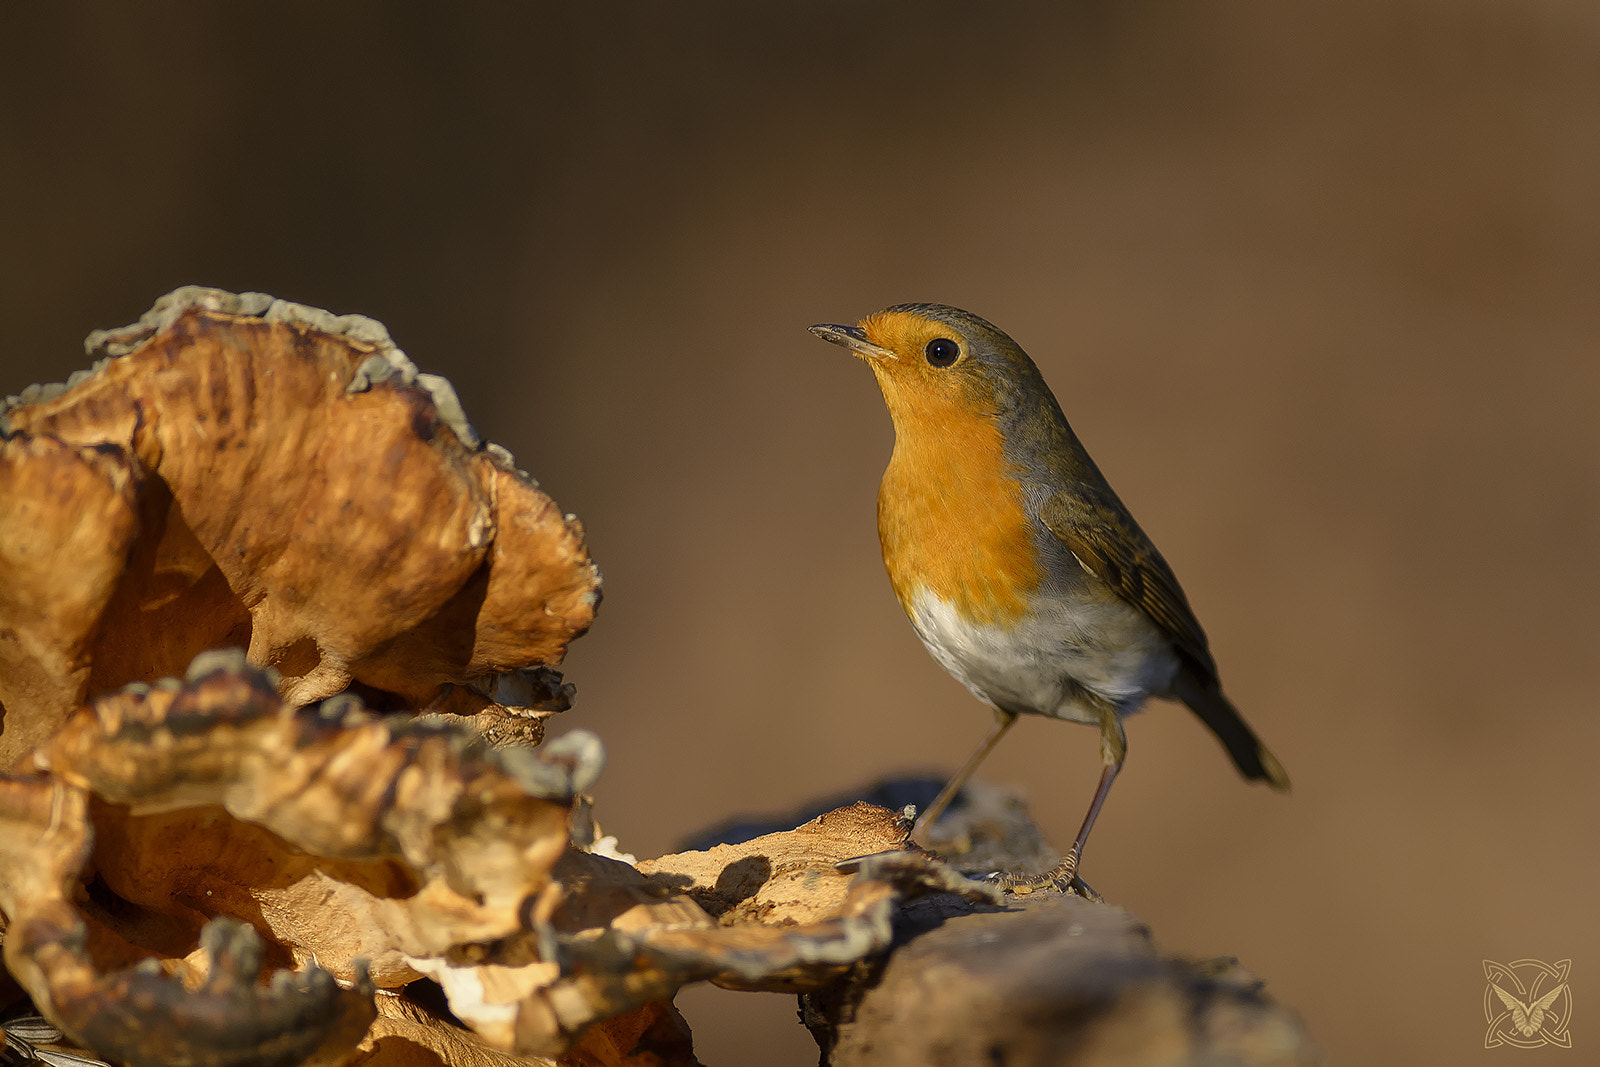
[808,323,897,361]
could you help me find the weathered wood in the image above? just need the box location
[805,892,1314,1067]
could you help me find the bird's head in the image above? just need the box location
[809,304,1047,436]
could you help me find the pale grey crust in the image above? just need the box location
[1,286,488,455]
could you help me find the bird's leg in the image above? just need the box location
[1004,700,1125,898]
[1057,706,1126,885]
[912,708,1018,844]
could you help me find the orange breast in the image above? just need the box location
[875,387,1041,628]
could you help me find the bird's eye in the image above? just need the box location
[924,338,960,367]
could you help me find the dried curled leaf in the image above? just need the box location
[0,774,375,1067]
[631,805,1001,993]
[0,287,600,766]
[40,653,587,987]
[0,655,610,1065]
[348,995,558,1067]
[0,436,141,767]
[427,805,1002,1057]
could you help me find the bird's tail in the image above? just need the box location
[1174,668,1291,791]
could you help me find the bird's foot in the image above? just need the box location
[987,853,1102,902]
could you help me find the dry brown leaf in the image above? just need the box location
[639,802,917,924]
[343,995,558,1067]
[36,654,586,988]
[0,653,620,1064]
[0,436,141,768]
[0,287,599,765]
[0,771,376,1067]
[378,804,999,1055]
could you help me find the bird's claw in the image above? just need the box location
[990,860,1103,902]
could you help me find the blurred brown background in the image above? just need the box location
[3,2,1596,1063]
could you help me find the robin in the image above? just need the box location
[810,303,1289,891]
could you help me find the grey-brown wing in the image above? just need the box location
[1039,486,1217,678]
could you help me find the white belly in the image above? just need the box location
[906,587,1180,723]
